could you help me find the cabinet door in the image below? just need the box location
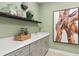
[16,45,30,56]
[5,45,29,56]
[30,40,41,56]
[40,36,49,56]
[30,35,49,56]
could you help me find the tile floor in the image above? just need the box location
[46,48,79,56]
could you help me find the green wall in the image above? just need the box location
[1,2,79,54]
[0,2,40,38]
[39,2,79,54]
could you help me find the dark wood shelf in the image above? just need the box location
[0,12,42,23]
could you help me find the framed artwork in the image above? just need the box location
[53,7,79,44]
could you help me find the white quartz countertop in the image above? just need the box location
[0,32,49,56]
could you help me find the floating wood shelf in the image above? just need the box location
[0,12,42,23]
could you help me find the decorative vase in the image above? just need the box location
[26,11,33,20]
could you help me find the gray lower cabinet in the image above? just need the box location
[30,39,42,56]
[5,45,29,56]
[5,35,49,56]
[40,36,49,56]
[30,36,49,56]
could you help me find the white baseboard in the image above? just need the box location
[48,48,79,56]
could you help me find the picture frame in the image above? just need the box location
[53,7,79,44]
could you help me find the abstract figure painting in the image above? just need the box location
[53,8,79,44]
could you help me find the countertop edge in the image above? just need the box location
[0,32,49,56]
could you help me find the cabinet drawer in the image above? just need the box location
[5,50,19,56]
[5,45,29,56]
[30,40,39,47]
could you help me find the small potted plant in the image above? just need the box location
[26,10,34,20]
[15,28,31,41]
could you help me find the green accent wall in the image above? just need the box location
[39,2,79,54]
[1,2,79,54]
[0,2,40,38]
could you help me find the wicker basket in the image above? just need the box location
[15,34,31,41]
